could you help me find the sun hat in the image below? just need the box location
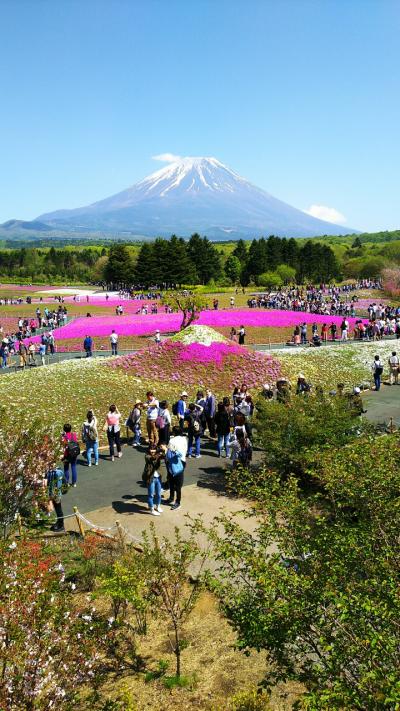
[298,373,305,379]
[134,399,142,405]
[181,391,188,397]
[353,387,361,394]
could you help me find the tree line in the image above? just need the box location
[108,234,341,288]
[0,235,342,287]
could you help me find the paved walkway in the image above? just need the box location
[363,382,400,427]
[62,437,258,540]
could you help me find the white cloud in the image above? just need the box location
[304,204,347,224]
[152,153,181,163]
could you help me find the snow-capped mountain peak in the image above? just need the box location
[135,156,248,198]
[37,155,353,239]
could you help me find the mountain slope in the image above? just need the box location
[37,156,354,238]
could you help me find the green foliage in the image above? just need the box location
[104,244,135,286]
[276,263,296,284]
[225,254,242,283]
[205,431,400,710]
[255,393,372,481]
[187,233,222,284]
[162,290,208,329]
[257,271,283,289]
[162,674,193,689]
[0,408,61,537]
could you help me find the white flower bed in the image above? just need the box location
[170,325,228,346]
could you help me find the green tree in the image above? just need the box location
[257,271,283,289]
[255,393,372,481]
[162,290,207,330]
[205,434,400,710]
[276,263,296,284]
[187,233,222,284]
[232,239,248,265]
[104,244,134,287]
[224,255,242,284]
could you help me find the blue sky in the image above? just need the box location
[0,0,399,232]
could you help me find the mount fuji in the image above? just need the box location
[37,157,352,239]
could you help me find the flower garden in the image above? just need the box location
[0,282,394,433]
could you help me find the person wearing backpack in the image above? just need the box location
[186,402,203,458]
[214,401,231,458]
[82,410,99,466]
[47,467,68,532]
[157,400,172,445]
[165,427,187,510]
[230,429,253,470]
[173,391,188,435]
[126,399,142,447]
[62,423,80,487]
[372,354,383,391]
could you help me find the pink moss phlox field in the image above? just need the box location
[27,308,366,344]
[107,340,281,391]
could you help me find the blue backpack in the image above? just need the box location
[166,448,184,476]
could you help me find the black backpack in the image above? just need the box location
[66,440,81,461]
[172,401,179,416]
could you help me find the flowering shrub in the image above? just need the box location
[382,267,400,298]
[0,410,61,534]
[0,539,110,710]
[108,335,281,392]
[27,308,364,345]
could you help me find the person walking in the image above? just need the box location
[82,410,99,466]
[238,325,246,345]
[165,427,187,510]
[143,444,164,515]
[62,424,80,487]
[372,354,383,391]
[388,351,400,385]
[105,404,122,460]
[300,322,308,345]
[186,402,203,458]
[110,330,119,355]
[146,391,159,445]
[215,401,231,458]
[83,335,93,357]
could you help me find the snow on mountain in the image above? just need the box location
[37,156,353,238]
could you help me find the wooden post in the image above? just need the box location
[74,506,85,538]
[115,520,126,551]
[16,513,22,537]
[389,417,395,434]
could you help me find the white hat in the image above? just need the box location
[155,329,160,333]
[263,383,271,390]
[353,387,361,394]
[298,373,305,379]
[181,391,188,397]
[134,399,142,405]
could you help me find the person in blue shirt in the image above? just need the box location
[177,392,188,435]
[83,335,93,357]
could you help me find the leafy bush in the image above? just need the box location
[206,433,400,710]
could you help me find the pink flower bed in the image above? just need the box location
[108,340,281,392]
[27,308,367,344]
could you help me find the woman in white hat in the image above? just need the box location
[154,329,161,345]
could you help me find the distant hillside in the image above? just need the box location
[1,219,53,232]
